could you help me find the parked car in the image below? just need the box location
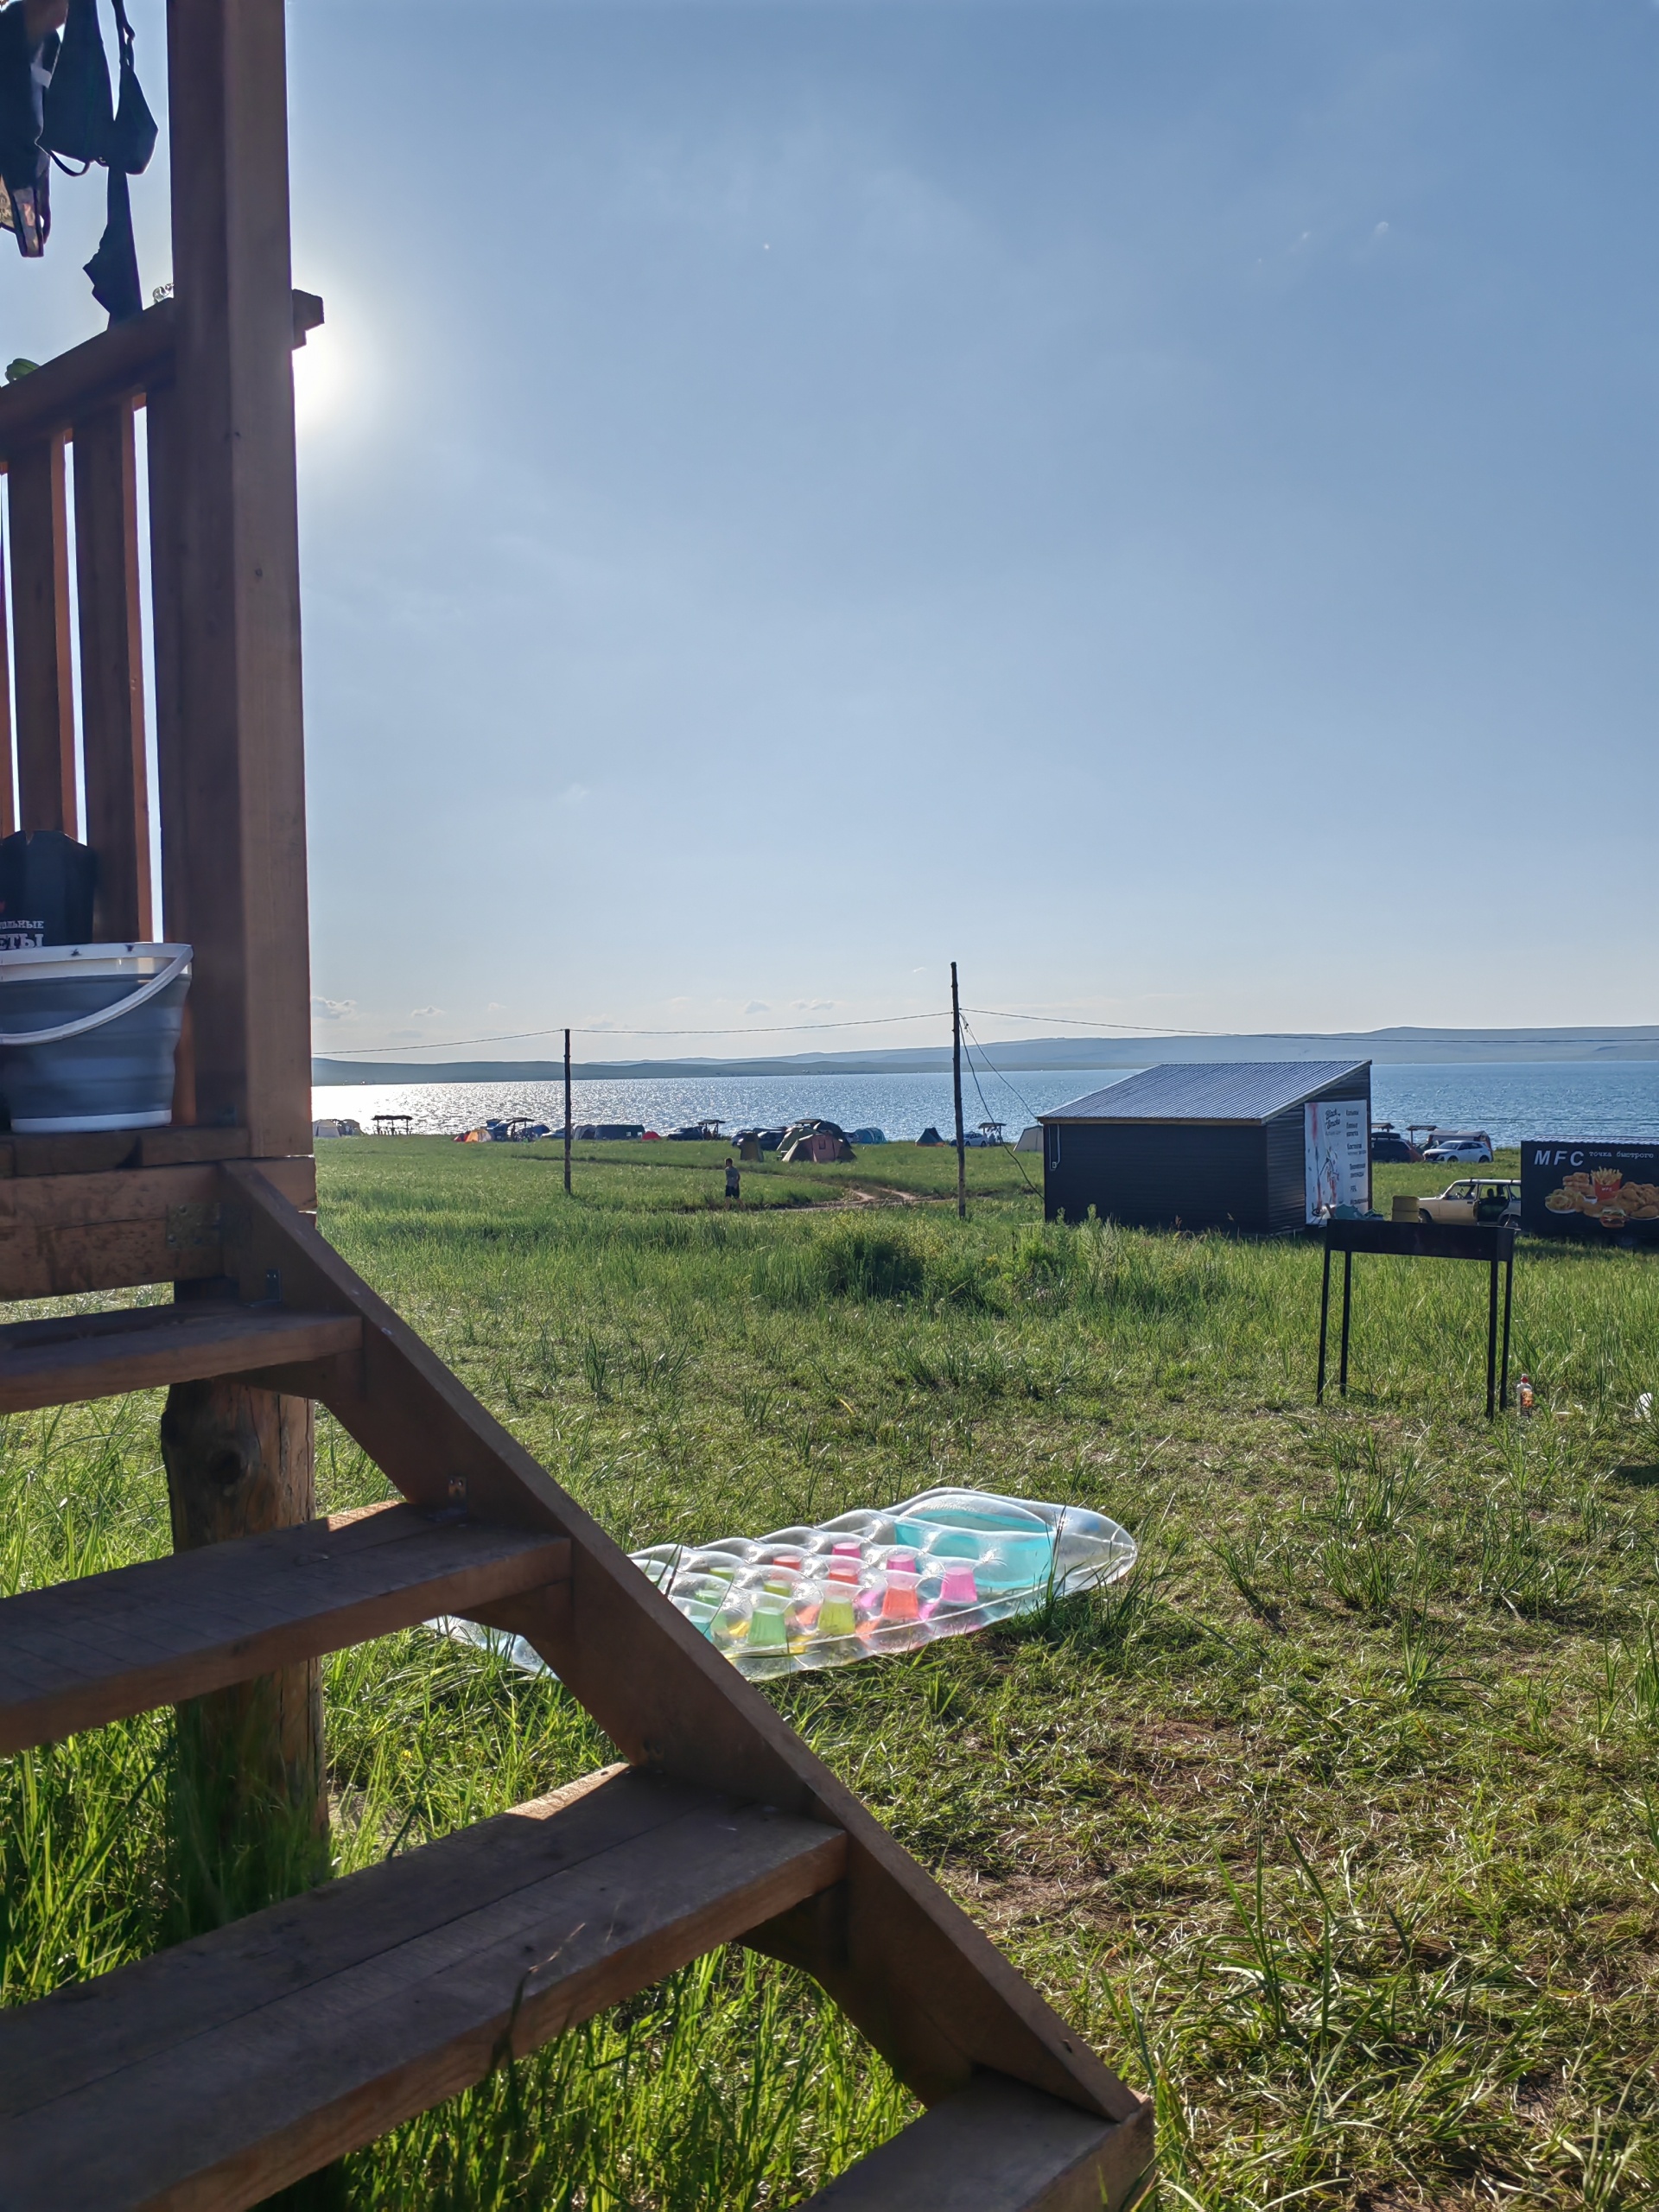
[1415,1178,1520,1225]
[1422,1131,1495,1164]
[1370,1122,1420,1163]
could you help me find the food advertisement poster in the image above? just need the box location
[1522,1142,1659,1244]
[1305,1099,1370,1223]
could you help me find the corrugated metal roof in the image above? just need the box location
[1041,1060,1370,1125]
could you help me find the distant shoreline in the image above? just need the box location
[314,1027,1659,1085]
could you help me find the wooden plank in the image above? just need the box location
[0,1767,846,2209]
[799,2073,1154,2212]
[136,1126,255,1167]
[220,1166,1150,2132]
[0,298,178,461]
[166,0,313,1158]
[8,1131,140,1179]
[0,1160,309,1300]
[0,499,16,838]
[7,436,77,834]
[0,292,323,461]
[0,1498,568,1751]
[0,1299,359,1413]
[73,398,153,941]
[0,1156,313,1229]
[0,1127,255,1179]
[0,1220,226,1300]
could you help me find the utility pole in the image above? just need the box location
[951,961,966,1220]
[563,1027,573,1195]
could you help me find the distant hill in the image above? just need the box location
[315,1026,1659,1085]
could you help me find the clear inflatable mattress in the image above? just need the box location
[436,1486,1136,1683]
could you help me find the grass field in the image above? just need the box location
[5,1135,1659,2209]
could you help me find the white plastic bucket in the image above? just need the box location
[0,943,193,1133]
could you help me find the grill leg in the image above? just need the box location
[1317,1243,1332,1404]
[1485,1254,1500,1419]
[1338,1250,1353,1397]
[1498,1253,1514,1413]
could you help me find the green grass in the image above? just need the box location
[4,1136,1659,2207]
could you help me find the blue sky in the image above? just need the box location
[6,3,1654,1059]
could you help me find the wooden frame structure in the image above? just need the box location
[0,7,1154,2204]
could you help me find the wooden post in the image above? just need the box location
[157,0,323,1927]
[7,435,78,834]
[950,960,966,1220]
[160,1375,327,1926]
[73,399,153,941]
[563,1027,572,1195]
[0,514,16,839]
[162,0,311,1156]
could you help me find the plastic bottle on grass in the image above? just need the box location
[1517,1373,1535,1414]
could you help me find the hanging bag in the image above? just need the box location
[40,0,111,168]
[106,0,154,174]
[0,9,57,256]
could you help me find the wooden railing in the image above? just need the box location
[0,289,323,944]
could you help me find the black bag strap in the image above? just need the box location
[106,0,154,175]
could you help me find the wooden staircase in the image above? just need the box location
[0,1163,1154,2209]
[0,3,1154,2202]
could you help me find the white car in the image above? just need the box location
[1416,1178,1519,1225]
[1422,1133,1494,1163]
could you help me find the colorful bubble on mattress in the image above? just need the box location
[435,1488,1136,1682]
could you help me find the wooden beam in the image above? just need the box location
[0,1500,569,1751]
[73,397,152,940]
[0,1767,846,2210]
[220,1166,1151,2134]
[7,437,77,835]
[0,291,322,461]
[799,2073,1153,2212]
[0,299,178,461]
[0,1154,314,1300]
[164,0,311,1153]
[0,507,15,838]
[0,1298,359,1414]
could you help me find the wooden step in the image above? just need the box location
[0,1764,847,2211]
[0,1298,361,1414]
[801,2071,1154,2211]
[0,1501,570,1752]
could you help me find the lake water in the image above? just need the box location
[312,1062,1659,1150]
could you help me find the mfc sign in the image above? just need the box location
[1522,1140,1659,1244]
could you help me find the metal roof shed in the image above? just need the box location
[1039,1060,1372,1233]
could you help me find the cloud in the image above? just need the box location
[310,996,356,1022]
[486,1002,508,1013]
[791,998,835,1013]
[745,1000,770,1014]
[409,1005,442,1017]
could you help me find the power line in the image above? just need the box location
[957,1015,1039,1198]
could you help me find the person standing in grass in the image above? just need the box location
[724,1157,741,1205]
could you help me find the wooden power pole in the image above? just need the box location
[563,1027,573,1195]
[951,960,966,1220]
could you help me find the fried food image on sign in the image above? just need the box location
[1545,1189,1579,1212]
[1564,1173,1594,1193]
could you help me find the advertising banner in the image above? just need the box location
[1522,1141,1659,1245]
[1306,1098,1370,1223]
